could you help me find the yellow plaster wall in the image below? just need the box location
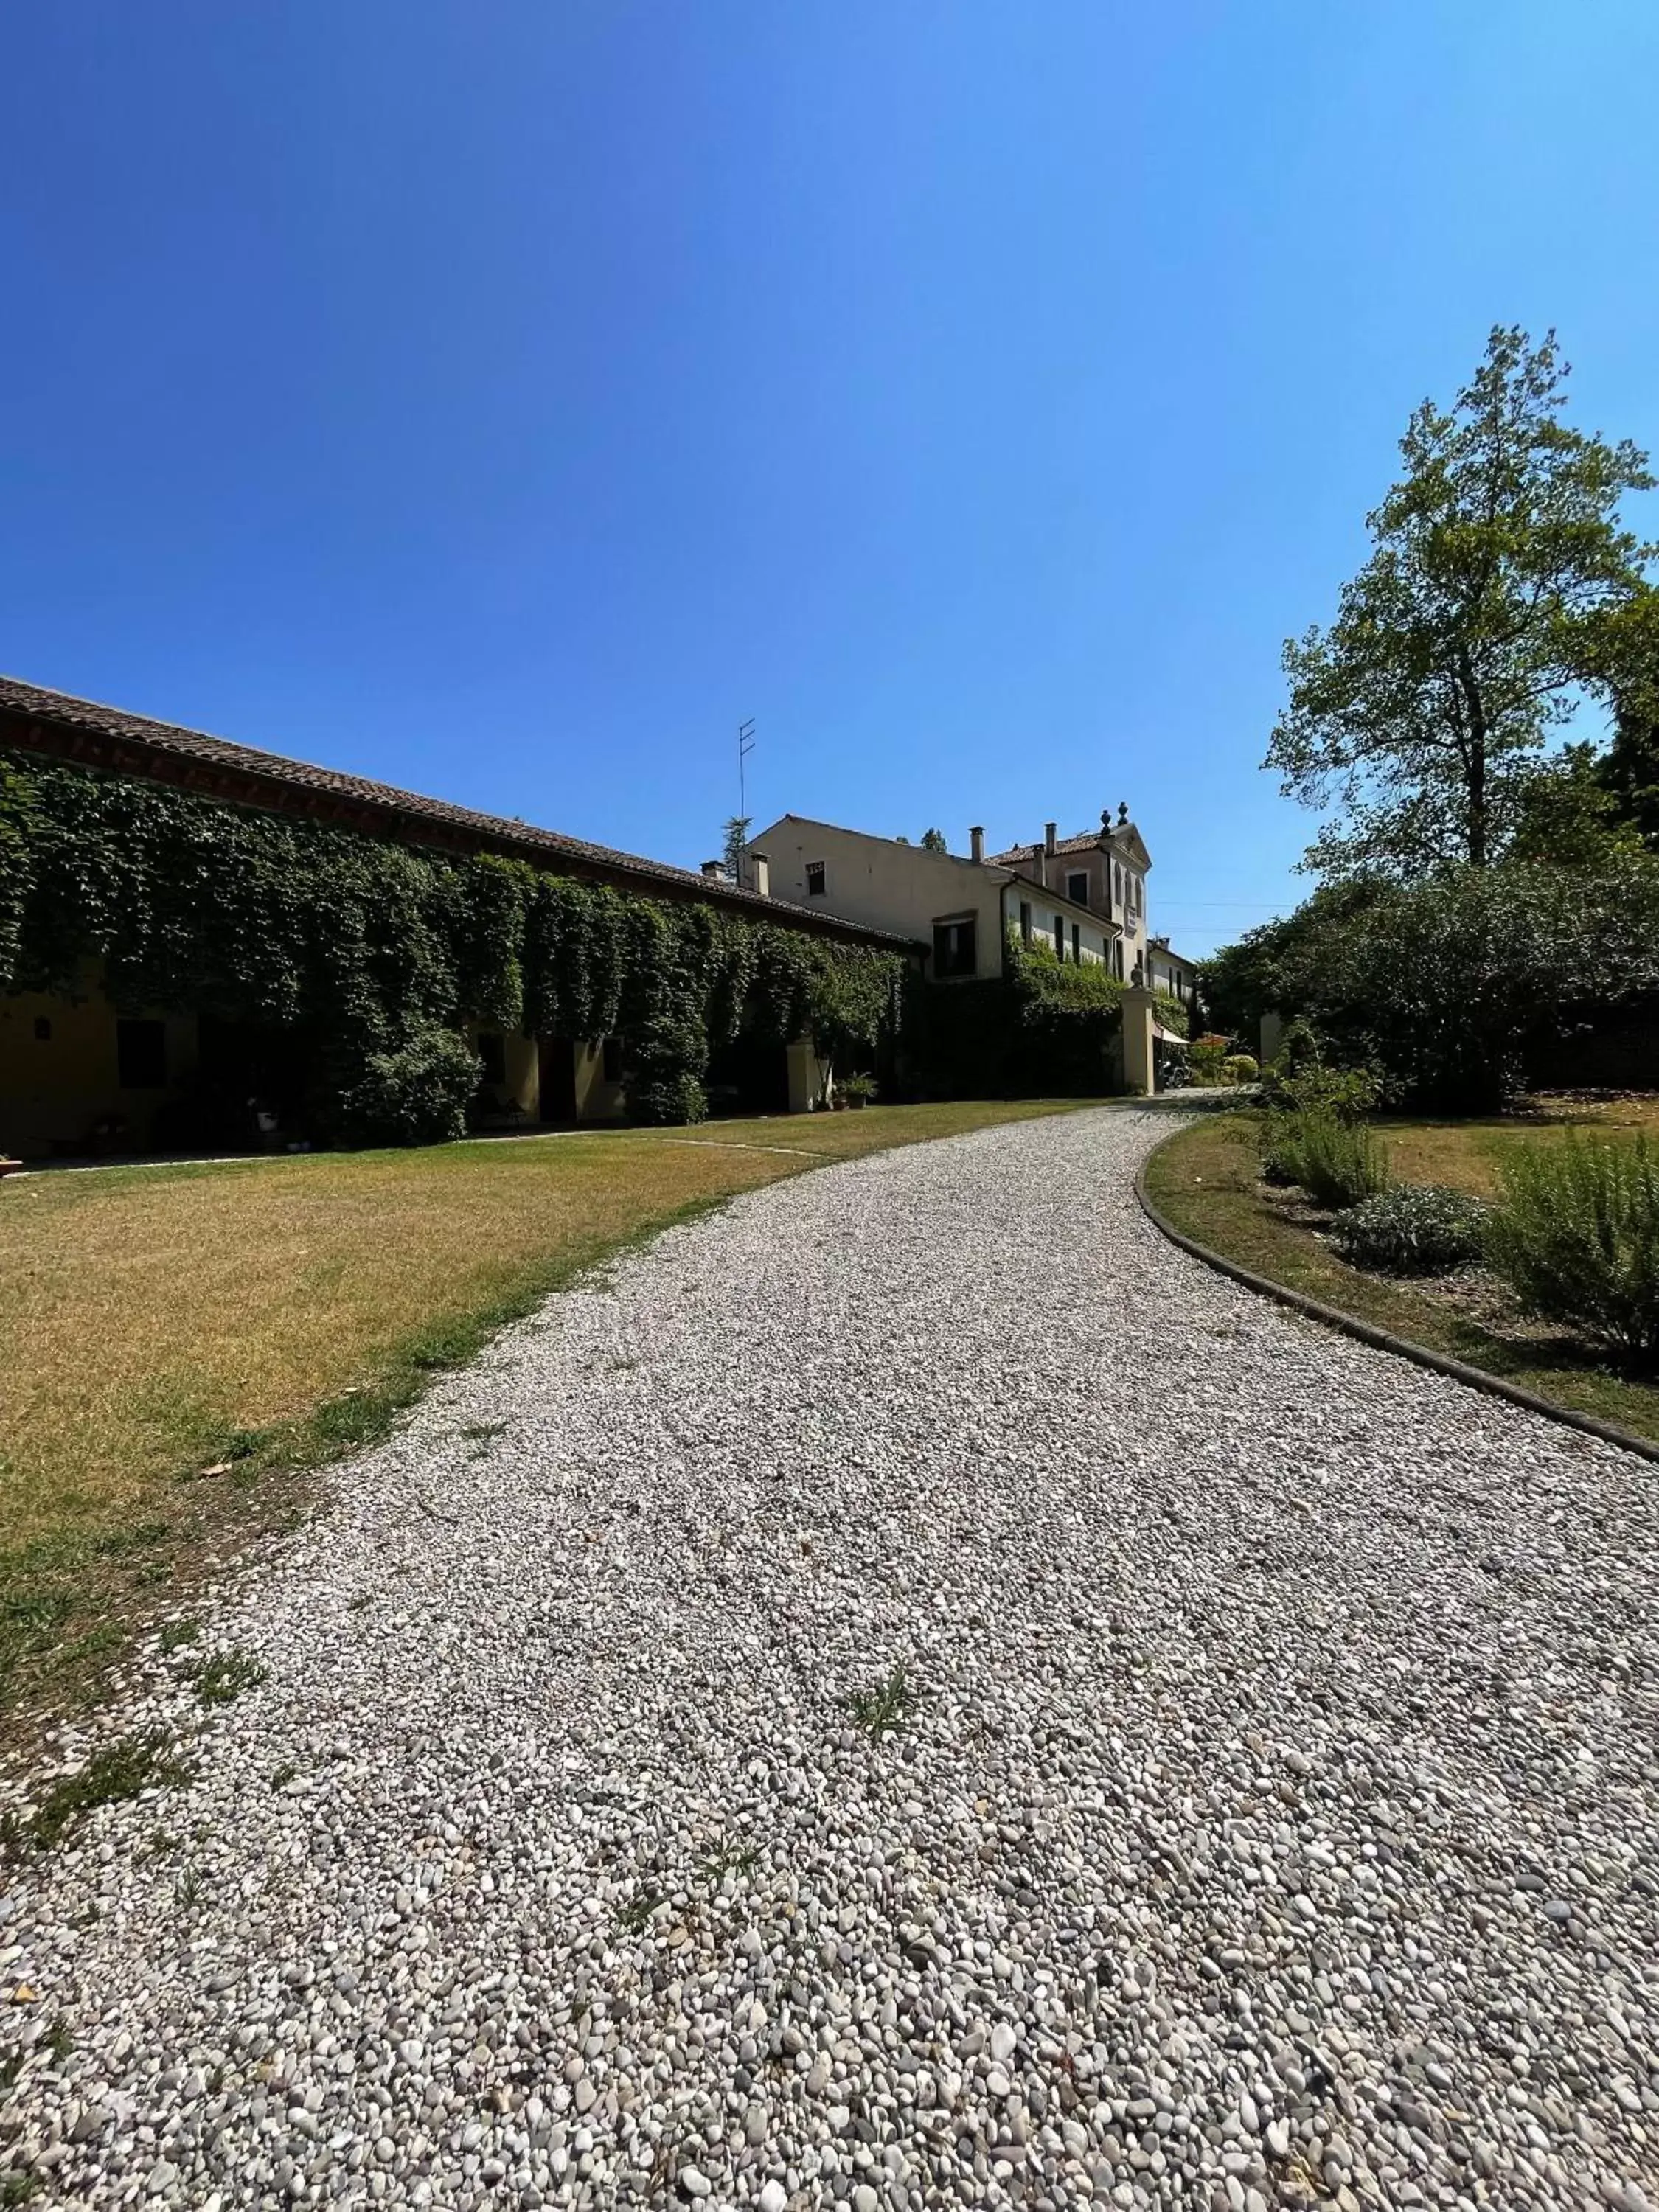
[0,987,198,1158]
[573,1040,625,1124]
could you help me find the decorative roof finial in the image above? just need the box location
[1117,800,1130,825]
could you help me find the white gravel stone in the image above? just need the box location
[1,1104,1657,2210]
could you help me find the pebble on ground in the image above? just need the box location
[1,1106,1656,2211]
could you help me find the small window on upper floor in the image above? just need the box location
[1066,870,1088,907]
[805,861,826,897]
[1053,913,1065,961]
[1071,922,1081,963]
[1019,900,1032,943]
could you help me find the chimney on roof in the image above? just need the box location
[969,826,984,863]
[751,852,770,898]
[1032,835,1046,890]
[701,860,723,880]
[1044,821,1057,856]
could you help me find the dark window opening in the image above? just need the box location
[805,861,826,897]
[1066,870,1089,907]
[1019,900,1032,944]
[1072,922,1081,963]
[1054,914,1065,960]
[116,1018,167,1090]
[34,1016,52,1043]
[477,1032,507,1085]
[602,1036,623,1084]
[932,914,978,978]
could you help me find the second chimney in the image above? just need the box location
[701,860,723,880]
[1044,821,1057,856]
[751,852,770,898]
[969,826,984,863]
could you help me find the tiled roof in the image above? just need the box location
[988,830,1107,865]
[0,676,917,949]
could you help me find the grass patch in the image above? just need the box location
[1144,1102,1659,1447]
[183,1649,267,1707]
[846,1662,917,1740]
[0,1099,1090,1744]
[1,1731,192,1860]
[616,1886,665,1934]
[698,1841,762,1884]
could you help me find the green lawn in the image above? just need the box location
[1144,1100,1659,1450]
[0,1099,1089,1740]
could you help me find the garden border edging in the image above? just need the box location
[1135,1127,1659,1467]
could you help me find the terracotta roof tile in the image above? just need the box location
[987,830,1108,864]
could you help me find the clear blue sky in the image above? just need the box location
[5,3,1658,953]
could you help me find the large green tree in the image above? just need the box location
[1267,327,1654,878]
[1579,585,1659,846]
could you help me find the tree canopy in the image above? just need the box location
[1267,326,1655,879]
[721,815,751,881]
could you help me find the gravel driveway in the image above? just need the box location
[3,1105,1657,2211]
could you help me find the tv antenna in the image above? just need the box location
[738,717,756,827]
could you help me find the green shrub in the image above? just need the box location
[1188,1038,1228,1085]
[1486,1137,1659,1366]
[333,1024,479,1147]
[1332,1183,1490,1275]
[625,1009,709,1126]
[1258,1123,1303,1186]
[1223,1053,1259,1083]
[1259,1018,1380,1121]
[1261,1110,1391,1209]
[1265,1060,1380,1122]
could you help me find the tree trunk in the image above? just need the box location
[1458,648,1489,866]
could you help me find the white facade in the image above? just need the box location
[1146,938,1198,1006]
[742,818,1116,978]
[992,813,1155,983]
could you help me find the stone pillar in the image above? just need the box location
[504,1031,540,1118]
[1121,985,1155,1097]
[785,1034,820,1114]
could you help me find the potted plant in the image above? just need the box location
[842,1073,877,1110]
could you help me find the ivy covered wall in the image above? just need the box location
[900,939,1186,1100]
[0,752,907,1141]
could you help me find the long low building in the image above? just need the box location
[0,678,914,1158]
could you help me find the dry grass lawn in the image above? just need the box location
[1144,1096,1659,1450]
[0,1099,1088,1736]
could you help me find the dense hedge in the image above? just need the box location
[0,752,906,1138]
[1261,859,1659,1112]
[902,938,1131,1098]
[0,763,32,988]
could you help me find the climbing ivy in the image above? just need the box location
[0,752,907,1137]
[0,762,33,989]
